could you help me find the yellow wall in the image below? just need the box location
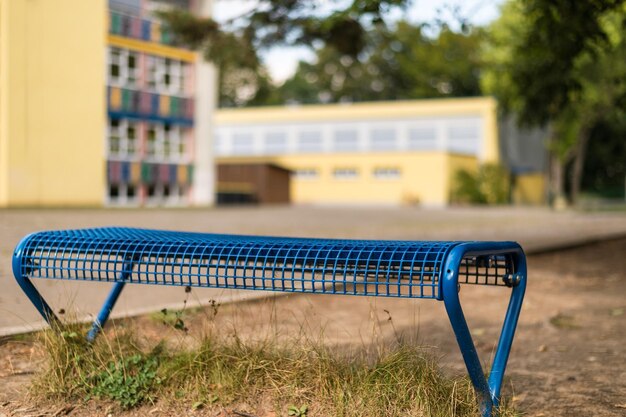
[0,0,106,207]
[218,151,479,206]
[513,173,546,205]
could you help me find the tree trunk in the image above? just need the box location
[569,127,591,205]
[550,151,567,210]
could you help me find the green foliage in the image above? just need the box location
[277,22,483,105]
[452,164,510,205]
[452,169,487,205]
[288,404,309,416]
[161,3,482,107]
[482,0,626,203]
[91,353,161,409]
[159,1,411,69]
[483,0,626,126]
[579,116,626,198]
[151,308,188,332]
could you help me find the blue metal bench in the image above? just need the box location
[12,227,526,416]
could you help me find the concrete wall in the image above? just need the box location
[0,0,106,207]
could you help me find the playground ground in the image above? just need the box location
[0,206,625,416]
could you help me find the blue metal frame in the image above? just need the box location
[442,242,526,416]
[12,228,526,416]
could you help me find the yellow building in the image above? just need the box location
[215,97,546,206]
[0,0,216,208]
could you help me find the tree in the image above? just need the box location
[482,0,626,205]
[159,0,411,105]
[160,1,484,107]
[580,116,626,198]
[276,22,483,105]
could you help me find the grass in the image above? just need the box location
[29,311,517,417]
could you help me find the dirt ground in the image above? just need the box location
[0,238,625,417]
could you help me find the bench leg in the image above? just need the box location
[86,281,127,342]
[487,255,527,407]
[443,279,493,415]
[442,247,527,417]
[14,274,59,325]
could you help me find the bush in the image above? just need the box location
[452,163,510,205]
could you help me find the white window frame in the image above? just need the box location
[373,167,401,180]
[108,47,139,88]
[145,122,187,162]
[147,55,187,96]
[293,168,319,180]
[333,168,359,180]
[108,118,140,160]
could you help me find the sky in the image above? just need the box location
[213,0,505,83]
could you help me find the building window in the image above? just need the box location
[333,129,359,151]
[126,123,138,155]
[147,55,186,96]
[370,128,397,151]
[144,123,187,161]
[373,167,401,179]
[333,168,359,180]
[108,47,138,88]
[147,125,159,157]
[163,124,172,158]
[108,119,139,159]
[109,183,120,199]
[408,126,437,150]
[108,182,139,205]
[447,120,480,155]
[297,131,323,153]
[264,132,288,154]
[232,133,254,155]
[293,168,319,180]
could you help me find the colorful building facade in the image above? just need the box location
[215,98,546,206]
[0,0,215,207]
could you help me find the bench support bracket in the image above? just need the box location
[86,281,127,342]
[442,243,527,417]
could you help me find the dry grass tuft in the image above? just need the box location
[30,310,517,416]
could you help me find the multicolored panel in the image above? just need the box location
[187,165,194,185]
[109,87,122,111]
[177,164,188,185]
[108,161,121,183]
[159,164,170,183]
[159,95,170,117]
[141,20,151,41]
[131,162,141,183]
[121,162,131,183]
[184,99,194,119]
[141,162,155,183]
[169,165,178,184]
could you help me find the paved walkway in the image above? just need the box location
[1,206,625,336]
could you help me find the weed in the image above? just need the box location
[91,353,161,409]
[288,404,308,416]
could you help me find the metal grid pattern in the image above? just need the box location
[458,254,515,286]
[15,228,471,299]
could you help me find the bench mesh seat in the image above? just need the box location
[15,227,513,300]
[13,226,526,417]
